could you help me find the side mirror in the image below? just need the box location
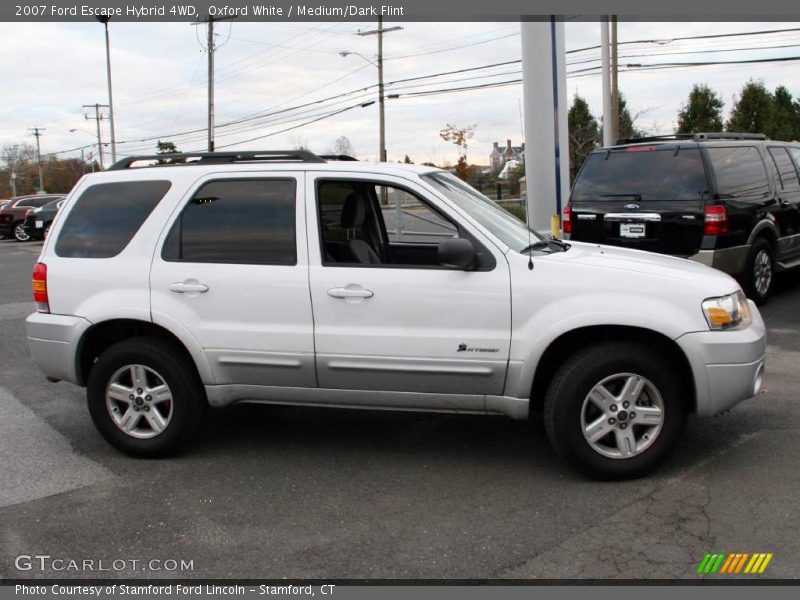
[438,237,477,270]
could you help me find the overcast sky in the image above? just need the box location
[1,20,799,166]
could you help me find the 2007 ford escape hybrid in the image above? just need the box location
[26,151,766,480]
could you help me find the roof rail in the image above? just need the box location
[692,132,768,141]
[614,132,769,145]
[108,150,327,170]
[318,154,358,161]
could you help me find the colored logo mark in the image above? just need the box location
[696,552,773,574]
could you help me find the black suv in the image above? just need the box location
[565,133,800,304]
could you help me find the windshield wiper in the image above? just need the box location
[520,238,571,254]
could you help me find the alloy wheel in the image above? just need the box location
[14,223,30,242]
[105,364,174,439]
[580,372,665,459]
[753,249,772,297]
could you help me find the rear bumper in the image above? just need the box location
[22,218,45,239]
[26,312,91,385]
[689,245,748,275]
[676,300,766,417]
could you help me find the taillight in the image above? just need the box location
[24,208,33,217]
[33,262,49,313]
[704,205,729,235]
[562,203,572,234]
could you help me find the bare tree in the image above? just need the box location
[332,135,355,156]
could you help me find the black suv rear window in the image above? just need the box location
[571,147,708,202]
[55,181,170,258]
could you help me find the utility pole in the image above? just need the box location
[29,127,45,192]
[2,154,17,197]
[96,16,117,163]
[610,15,620,142]
[83,103,109,169]
[600,17,613,147]
[192,15,235,152]
[357,17,402,162]
[207,16,215,152]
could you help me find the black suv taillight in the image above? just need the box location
[562,203,572,234]
[704,205,729,235]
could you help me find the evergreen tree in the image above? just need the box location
[617,92,643,140]
[771,86,800,141]
[726,80,775,135]
[568,94,599,182]
[676,84,724,133]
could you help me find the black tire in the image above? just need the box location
[13,221,30,242]
[87,337,207,457]
[742,238,773,306]
[543,342,687,480]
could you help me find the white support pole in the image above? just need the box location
[521,18,570,233]
[601,16,613,147]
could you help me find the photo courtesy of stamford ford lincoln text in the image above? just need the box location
[0,0,798,598]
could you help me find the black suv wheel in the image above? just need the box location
[743,238,773,306]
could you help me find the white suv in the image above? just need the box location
[25,151,766,479]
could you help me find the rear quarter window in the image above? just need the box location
[55,180,171,258]
[706,146,770,199]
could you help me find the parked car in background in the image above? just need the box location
[565,133,800,304]
[26,150,766,480]
[22,197,66,240]
[0,194,64,241]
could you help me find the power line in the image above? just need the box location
[566,25,800,54]
[215,100,374,149]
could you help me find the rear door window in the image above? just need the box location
[55,181,171,258]
[162,178,297,265]
[706,146,771,199]
[571,146,708,202]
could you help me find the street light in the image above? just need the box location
[96,15,117,164]
[70,128,103,171]
[339,50,377,67]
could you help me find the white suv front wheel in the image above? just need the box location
[544,342,687,480]
[87,338,207,457]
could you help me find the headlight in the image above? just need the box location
[702,290,751,330]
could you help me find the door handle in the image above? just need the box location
[779,198,791,207]
[327,287,374,299]
[169,281,209,294]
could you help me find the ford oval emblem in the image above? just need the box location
[624,203,640,210]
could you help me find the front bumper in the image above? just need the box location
[676,300,766,417]
[26,312,92,385]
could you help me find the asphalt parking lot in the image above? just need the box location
[0,237,798,581]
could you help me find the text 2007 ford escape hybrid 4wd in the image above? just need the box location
[26,151,766,479]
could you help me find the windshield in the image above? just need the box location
[571,146,708,202]
[423,172,543,252]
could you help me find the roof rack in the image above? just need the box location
[614,132,769,145]
[108,150,327,170]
